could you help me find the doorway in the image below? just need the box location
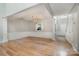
[54,15,68,41]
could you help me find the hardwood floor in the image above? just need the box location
[0,37,79,56]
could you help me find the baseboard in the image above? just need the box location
[0,41,2,44]
[65,37,78,52]
[0,39,8,44]
[2,39,8,43]
[72,46,78,52]
[8,32,55,40]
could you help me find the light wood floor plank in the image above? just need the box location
[0,37,79,56]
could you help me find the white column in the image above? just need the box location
[52,17,55,40]
[0,17,3,43]
[3,17,8,43]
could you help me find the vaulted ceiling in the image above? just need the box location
[49,3,74,16]
[8,4,52,21]
[6,3,38,16]
[8,3,74,21]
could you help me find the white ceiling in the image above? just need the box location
[0,3,6,17]
[8,4,52,21]
[49,3,74,16]
[6,3,38,16]
[8,3,74,21]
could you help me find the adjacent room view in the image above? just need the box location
[0,3,79,56]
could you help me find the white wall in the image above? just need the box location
[66,5,79,51]
[77,5,79,51]
[8,32,53,40]
[8,4,53,32]
[0,3,55,43]
[0,3,39,43]
[7,4,54,41]
[0,3,6,43]
[0,17,3,43]
[8,19,34,32]
[7,19,54,40]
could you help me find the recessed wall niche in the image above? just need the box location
[35,23,43,31]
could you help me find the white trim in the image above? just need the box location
[8,32,54,41]
[65,36,78,52]
[72,46,78,52]
[3,17,8,43]
[0,41,2,43]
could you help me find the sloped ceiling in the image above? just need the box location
[0,3,6,17]
[8,4,52,21]
[8,3,74,21]
[6,3,38,16]
[1,3,75,17]
[49,3,74,16]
